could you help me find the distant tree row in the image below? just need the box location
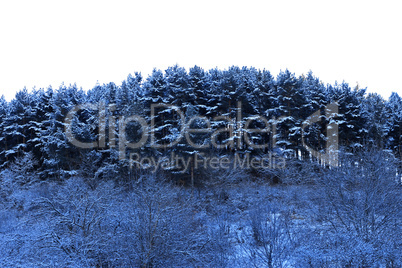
[0,65,401,180]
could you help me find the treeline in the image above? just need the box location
[0,65,401,180]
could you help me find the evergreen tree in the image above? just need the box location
[300,72,330,160]
[386,92,402,160]
[39,84,85,178]
[0,95,9,166]
[118,72,142,115]
[188,65,210,112]
[255,69,276,151]
[274,70,306,157]
[327,82,367,152]
[3,88,33,161]
[362,93,387,148]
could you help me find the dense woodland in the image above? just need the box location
[0,66,401,267]
[1,65,402,179]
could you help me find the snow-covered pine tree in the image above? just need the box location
[300,71,329,161]
[362,93,387,149]
[274,70,306,158]
[39,84,85,179]
[327,82,367,153]
[2,88,34,163]
[0,95,10,167]
[386,92,402,160]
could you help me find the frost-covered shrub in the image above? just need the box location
[35,177,117,266]
[107,174,217,267]
[244,203,297,268]
[301,149,402,267]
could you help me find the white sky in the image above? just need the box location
[0,0,401,101]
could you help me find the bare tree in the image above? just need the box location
[37,177,116,266]
[317,148,402,266]
[242,203,297,268]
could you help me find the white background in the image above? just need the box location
[0,0,401,101]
